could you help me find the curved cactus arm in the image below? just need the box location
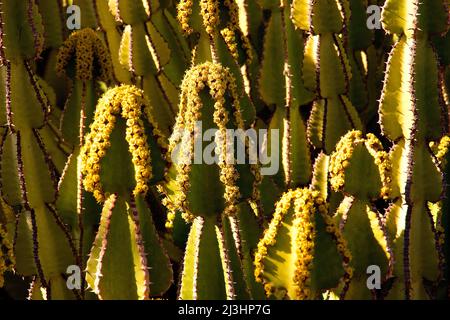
[150,10,190,87]
[165,62,259,221]
[254,188,352,299]
[294,0,363,154]
[385,142,444,299]
[266,105,311,189]
[176,0,256,125]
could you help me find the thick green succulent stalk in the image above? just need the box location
[345,0,384,126]
[81,85,172,299]
[254,188,352,299]
[292,0,363,154]
[256,0,314,191]
[163,62,264,299]
[54,28,114,298]
[329,130,392,299]
[379,0,449,299]
[102,0,186,136]
[0,0,78,299]
[37,0,68,106]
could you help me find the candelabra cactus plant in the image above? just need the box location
[0,0,449,301]
[379,0,449,299]
[81,85,171,299]
[163,62,263,299]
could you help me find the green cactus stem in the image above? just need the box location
[163,62,263,299]
[81,85,172,299]
[0,0,78,299]
[254,187,352,299]
[329,130,392,299]
[379,0,449,299]
[292,0,363,154]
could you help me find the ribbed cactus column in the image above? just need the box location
[254,188,352,299]
[105,0,184,136]
[292,0,363,153]
[0,0,77,299]
[163,62,263,299]
[346,0,383,126]
[380,0,449,299]
[55,28,113,298]
[81,85,172,299]
[329,130,392,299]
[256,0,314,190]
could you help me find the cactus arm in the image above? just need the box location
[329,131,392,298]
[381,0,448,37]
[379,0,448,299]
[0,0,44,63]
[254,188,352,299]
[148,13,186,85]
[258,9,286,108]
[81,85,172,299]
[233,202,266,299]
[37,0,64,49]
[86,193,143,300]
[119,24,158,76]
[72,0,99,29]
[109,0,149,25]
[0,54,76,298]
[94,0,132,84]
[179,216,231,300]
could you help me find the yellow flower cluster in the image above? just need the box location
[431,135,450,166]
[429,136,450,255]
[221,28,239,60]
[0,225,14,288]
[365,133,392,199]
[169,62,250,222]
[329,130,364,192]
[81,85,165,203]
[200,0,219,35]
[223,0,253,63]
[254,188,352,299]
[177,0,194,34]
[56,28,113,82]
[330,130,392,199]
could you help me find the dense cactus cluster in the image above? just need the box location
[0,0,448,300]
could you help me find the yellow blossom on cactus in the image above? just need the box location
[330,130,392,199]
[254,188,352,299]
[81,85,166,203]
[56,28,113,82]
[0,225,14,288]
